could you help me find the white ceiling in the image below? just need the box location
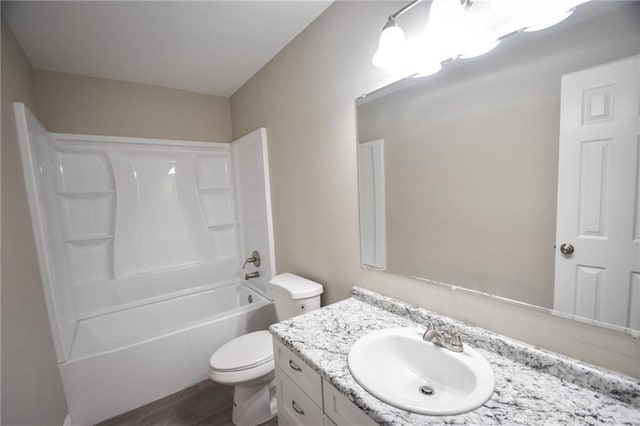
[3,1,332,97]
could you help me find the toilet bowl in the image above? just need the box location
[209,330,275,426]
[209,273,323,426]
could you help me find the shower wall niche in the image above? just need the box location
[15,103,275,362]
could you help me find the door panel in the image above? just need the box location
[554,56,640,328]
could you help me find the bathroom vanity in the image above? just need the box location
[270,287,640,425]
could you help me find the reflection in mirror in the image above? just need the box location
[357,1,640,331]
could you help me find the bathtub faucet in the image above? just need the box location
[245,271,260,280]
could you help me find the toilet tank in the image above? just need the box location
[267,273,323,321]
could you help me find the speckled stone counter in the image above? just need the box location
[269,287,640,425]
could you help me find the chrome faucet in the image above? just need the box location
[422,320,464,352]
[245,271,260,280]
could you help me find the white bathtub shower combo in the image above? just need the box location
[15,103,278,425]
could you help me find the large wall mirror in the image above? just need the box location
[357,1,640,332]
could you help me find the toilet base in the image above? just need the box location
[231,377,277,426]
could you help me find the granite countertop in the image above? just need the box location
[269,287,640,425]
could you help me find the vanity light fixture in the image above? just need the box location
[373,0,591,77]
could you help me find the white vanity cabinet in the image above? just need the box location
[273,339,377,426]
[321,379,377,426]
[276,367,324,425]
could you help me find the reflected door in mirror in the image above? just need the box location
[554,56,640,328]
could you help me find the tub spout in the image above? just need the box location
[245,271,260,280]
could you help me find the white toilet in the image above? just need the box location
[209,273,323,426]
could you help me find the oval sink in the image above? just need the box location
[348,327,495,415]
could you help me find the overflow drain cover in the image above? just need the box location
[419,385,434,396]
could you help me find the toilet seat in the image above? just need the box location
[210,330,273,372]
[209,330,275,385]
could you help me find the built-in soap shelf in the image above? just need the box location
[206,222,236,229]
[197,187,232,193]
[65,234,114,243]
[57,186,116,283]
[59,190,116,250]
[52,148,117,286]
[59,190,116,198]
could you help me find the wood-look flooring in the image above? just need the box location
[96,380,278,426]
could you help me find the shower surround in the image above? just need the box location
[14,103,276,425]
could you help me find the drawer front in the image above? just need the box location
[323,379,377,426]
[273,339,323,406]
[276,367,324,426]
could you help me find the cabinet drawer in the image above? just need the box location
[323,379,377,426]
[276,367,323,426]
[273,339,322,406]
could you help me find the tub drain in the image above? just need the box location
[419,385,434,396]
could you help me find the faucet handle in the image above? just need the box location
[424,320,434,331]
[449,331,468,352]
[242,250,261,269]
[450,332,462,346]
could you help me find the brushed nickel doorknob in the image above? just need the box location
[560,243,575,255]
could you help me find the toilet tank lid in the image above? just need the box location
[268,273,323,299]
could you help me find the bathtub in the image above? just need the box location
[60,283,277,426]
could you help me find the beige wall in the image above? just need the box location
[34,70,232,142]
[1,16,68,425]
[231,1,401,305]
[230,1,640,378]
[357,6,640,309]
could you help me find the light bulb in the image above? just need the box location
[490,0,522,15]
[460,39,500,59]
[372,20,406,68]
[523,10,574,32]
[456,16,500,58]
[413,59,442,78]
[404,39,442,77]
[491,0,581,33]
[422,0,465,61]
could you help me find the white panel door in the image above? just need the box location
[358,139,386,270]
[554,56,640,328]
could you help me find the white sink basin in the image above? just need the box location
[348,327,495,415]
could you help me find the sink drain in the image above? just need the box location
[419,385,434,396]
